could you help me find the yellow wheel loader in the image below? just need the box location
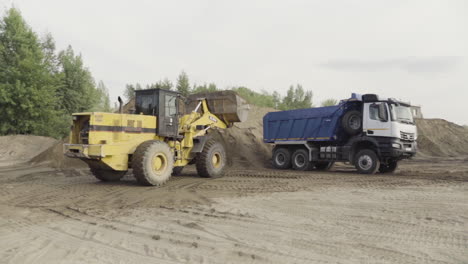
[63,89,248,186]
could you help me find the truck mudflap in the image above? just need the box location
[64,144,105,159]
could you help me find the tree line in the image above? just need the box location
[0,8,338,139]
[0,8,111,138]
[123,71,338,111]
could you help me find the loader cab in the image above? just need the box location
[135,88,182,138]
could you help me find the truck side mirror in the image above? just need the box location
[378,104,388,122]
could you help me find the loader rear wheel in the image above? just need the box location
[196,139,226,178]
[132,141,174,186]
[90,168,126,182]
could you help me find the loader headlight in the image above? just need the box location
[392,143,401,149]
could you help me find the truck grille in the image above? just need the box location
[400,132,415,141]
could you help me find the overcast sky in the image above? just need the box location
[2,0,467,125]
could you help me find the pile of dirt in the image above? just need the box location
[0,135,57,166]
[222,105,275,168]
[30,139,87,168]
[416,118,468,157]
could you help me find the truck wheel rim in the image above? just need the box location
[358,155,372,170]
[275,153,286,166]
[212,152,222,168]
[349,116,361,129]
[295,154,306,167]
[152,153,167,174]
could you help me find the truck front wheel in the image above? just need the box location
[354,149,380,174]
[272,147,292,169]
[379,161,398,173]
[292,149,311,171]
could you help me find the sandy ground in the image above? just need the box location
[0,158,466,264]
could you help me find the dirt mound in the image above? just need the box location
[416,118,468,157]
[31,139,87,168]
[223,105,275,168]
[0,135,57,166]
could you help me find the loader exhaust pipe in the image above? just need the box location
[118,96,123,114]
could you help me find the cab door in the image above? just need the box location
[363,102,391,137]
[157,90,179,137]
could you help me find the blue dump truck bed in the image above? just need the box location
[263,102,355,143]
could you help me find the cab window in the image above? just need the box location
[369,103,388,122]
[165,94,177,117]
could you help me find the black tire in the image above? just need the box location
[379,161,398,173]
[90,168,126,182]
[196,139,227,178]
[291,149,311,171]
[354,149,380,174]
[172,166,184,176]
[342,110,362,135]
[132,140,174,186]
[314,161,335,171]
[272,147,292,169]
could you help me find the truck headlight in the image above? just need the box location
[392,143,401,149]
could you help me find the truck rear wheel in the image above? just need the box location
[354,149,380,174]
[272,147,292,169]
[342,110,362,135]
[314,161,334,171]
[292,149,311,171]
[132,141,174,186]
[90,168,126,182]
[196,139,227,178]
[379,161,398,173]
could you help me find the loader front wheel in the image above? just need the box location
[90,168,126,182]
[132,141,174,186]
[196,139,227,178]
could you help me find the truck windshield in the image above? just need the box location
[389,104,414,124]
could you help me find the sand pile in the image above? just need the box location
[222,105,275,168]
[31,139,87,168]
[0,135,57,166]
[416,118,468,157]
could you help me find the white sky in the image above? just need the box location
[2,0,468,125]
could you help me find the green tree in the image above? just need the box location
[231,87,276,108]
[176,71,190,96]
[192,83,218,93]
[321,98,338,107]
[279,84,313,110]
[0,8,64,137]
[56,45,98,114]
[94,81,112,112]
[123,83,142,101]
[147,78,173,90]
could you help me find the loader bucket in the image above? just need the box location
[186,91,249,124]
